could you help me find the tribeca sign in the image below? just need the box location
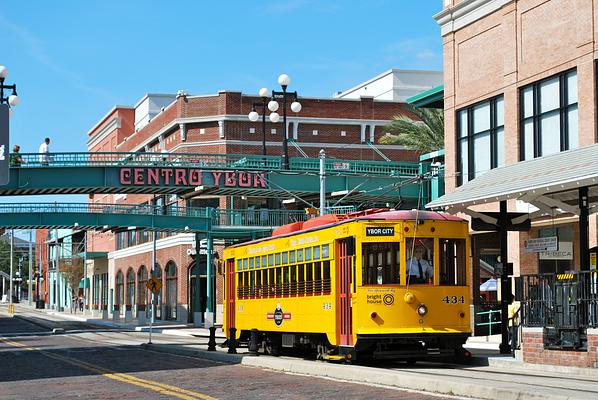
[119,168,267,189]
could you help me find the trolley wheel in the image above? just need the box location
[316,344,328,360]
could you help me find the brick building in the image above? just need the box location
[430,0,598,365]
[85,72,439,325]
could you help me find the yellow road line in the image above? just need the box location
[0,337,217,400]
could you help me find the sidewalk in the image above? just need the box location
[12,303,226,339]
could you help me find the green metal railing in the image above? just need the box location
[212,209,308,227]
[0,203,358,228]
[0,203,208,218]
[12,152,421,177]
[476,309,502,335]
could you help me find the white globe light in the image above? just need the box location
[248,111,259,122]
[258,87,269,97]
[0,66,7,79]
[268,100,279,112]
[278,74,291,87]
[290,101,302,113]
[269,112,280,123]
[8,95,19,107]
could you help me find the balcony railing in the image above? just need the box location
[12,152,421,177]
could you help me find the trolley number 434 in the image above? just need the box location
[442,295,465,304]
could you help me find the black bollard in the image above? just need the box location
[248,329,259,356]
[227,327,237,354]
[207,326,217,351]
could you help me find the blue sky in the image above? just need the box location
[1,0,442,205]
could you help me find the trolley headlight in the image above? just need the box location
[417,304,428,316]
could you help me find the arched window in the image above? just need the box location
[165,261,178,320]
[126,268,135,307]
[137,266,148,306]
[154,264,162,320]
[115,271,124,308]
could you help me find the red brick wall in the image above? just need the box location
[522,328,598,368]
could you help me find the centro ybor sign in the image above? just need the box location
[118,168,267,188]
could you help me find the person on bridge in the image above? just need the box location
[38,137,50,166]
[9,145,25,167]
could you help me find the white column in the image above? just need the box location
[360,124,367,143]
[218,120,225,138]
[292,121,299,140]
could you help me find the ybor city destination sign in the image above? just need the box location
[118,168,268,189]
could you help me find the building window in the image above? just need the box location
[457,95,504,185]
[520,69,578,161]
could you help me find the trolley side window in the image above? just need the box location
[439,238,467,286]
[362,242,401,285]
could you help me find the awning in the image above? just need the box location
[406,85,444,109]
[78,251,108,259]
[480,278,497,292]
[427,143,598,216]
[78,277,90,289]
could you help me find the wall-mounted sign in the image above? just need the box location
[539,241,573,260]
[524,236,558,253]
[366,227,394,236]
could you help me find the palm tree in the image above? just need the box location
[380,108,444,153]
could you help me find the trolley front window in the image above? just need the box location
[439,238,467,286]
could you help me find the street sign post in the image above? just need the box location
[146,277,162,344]
[0,104,9,185]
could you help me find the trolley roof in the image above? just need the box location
[227,209,465,249]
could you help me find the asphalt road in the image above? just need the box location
[0,314,455,400]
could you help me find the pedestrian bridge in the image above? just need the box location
[0,203,318,239]
[4,152,429,204]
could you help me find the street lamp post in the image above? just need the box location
[268,74,302,170]
[248,88,270,156]
[0,66,20,107]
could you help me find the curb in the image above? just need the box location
[141,343,243,364]
[141,343,575,400]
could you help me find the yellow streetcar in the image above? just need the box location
[222,208,471,361]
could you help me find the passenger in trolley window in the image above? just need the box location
[406,245,433,284]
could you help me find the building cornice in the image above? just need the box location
[87,117,122,149]
[109,233,195,260]
[434,0,513,36]
[168,140,408,153]
[87,106,133,137]
[124,115,396,152]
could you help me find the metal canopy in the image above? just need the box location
[426,144,598,215]
[406,85,444,109]
[427,143,598,216]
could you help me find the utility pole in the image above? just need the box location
[54,229,60,311]
[9,230,13,304]
[28,230,33,306]
[319,149,326,216]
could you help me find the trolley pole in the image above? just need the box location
[319,149,326,216]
